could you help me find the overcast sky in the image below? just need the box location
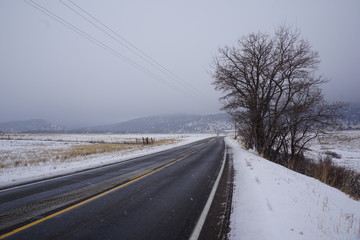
[1,0,359,127]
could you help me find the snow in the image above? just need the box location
[2,133,360,239]
[226,137,360,240]
[308,130,360,172]
[0,133,199,143]
[0,134,214,188]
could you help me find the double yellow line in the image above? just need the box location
[0,139,214,239]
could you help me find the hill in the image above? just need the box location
[81,113,232,133]
[0,119,66,133]
[0,113,232,134]
[339,102,360,129]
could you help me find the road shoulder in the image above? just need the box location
[198,147,234,240]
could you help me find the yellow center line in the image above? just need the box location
[0,139,214,239]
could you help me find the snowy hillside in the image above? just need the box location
[0,114,232,134]
[0,119,66,133]
[226,138,360,240]
[339,103,360,130]
[82,113,232,133]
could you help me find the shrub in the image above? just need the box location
[283,155,360,199]
[314,156,360,198]
[323,150,342,159]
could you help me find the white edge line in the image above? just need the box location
[189,143,227,240]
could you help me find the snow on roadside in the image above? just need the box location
[0,134,214,188]
[226,137,360,240]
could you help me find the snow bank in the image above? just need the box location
[0,134,214,188]
[226,137,360,240]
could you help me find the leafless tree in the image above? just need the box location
[212,26,342,163]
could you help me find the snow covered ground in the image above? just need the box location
[227,137,360,240]
[308,130,360,172]
[0,133,199,143]
[0,133,214,188]
[2,133,360,239]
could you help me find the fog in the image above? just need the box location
[1,0,359,127]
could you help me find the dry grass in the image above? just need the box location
[287,155,360,199]
[59,143,132,160]
[315,157,360,199]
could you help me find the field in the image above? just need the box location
[308,130,360,172]
[0,133,212,187]
[0,133,177,168]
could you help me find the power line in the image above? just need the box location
[59,0,212,103]
[23,0,197,99]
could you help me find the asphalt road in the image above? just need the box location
[0,137,225,240]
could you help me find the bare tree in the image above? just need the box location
[212,26,342,163]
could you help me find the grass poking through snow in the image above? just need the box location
[0,138,178,168]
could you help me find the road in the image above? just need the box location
[0,137,226,240]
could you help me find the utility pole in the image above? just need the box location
[234,118,237,140]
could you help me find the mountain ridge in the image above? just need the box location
[0,113,232,134]
[81,113,232,133]
[0,119,66,133]
[2,102,359,133]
